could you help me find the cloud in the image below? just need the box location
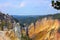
[0,0,50,9]
[0,0,51,10]
[0,2,10,8]
[19,2,26,8]
[0,2,17,9]
[0,1,26,9]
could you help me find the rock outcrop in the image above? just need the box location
[28,18,60,40]
[0,12,15,31]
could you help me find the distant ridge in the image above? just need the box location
[12,13,60,26]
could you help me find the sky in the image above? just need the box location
[0,0,60,15]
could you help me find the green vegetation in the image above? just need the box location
[21,33,31,40]
[0,12,14,31]
[13,13,60,26]
[0,20,5,30]
[51,0,60,10]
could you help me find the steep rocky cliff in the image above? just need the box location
[28,18,60,40]
[0,12,15,30]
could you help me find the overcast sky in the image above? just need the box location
[0,0,60,15]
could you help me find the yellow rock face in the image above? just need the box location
[28,18,60,40]
[0,31,20,40]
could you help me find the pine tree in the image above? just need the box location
[51,0,60,10]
